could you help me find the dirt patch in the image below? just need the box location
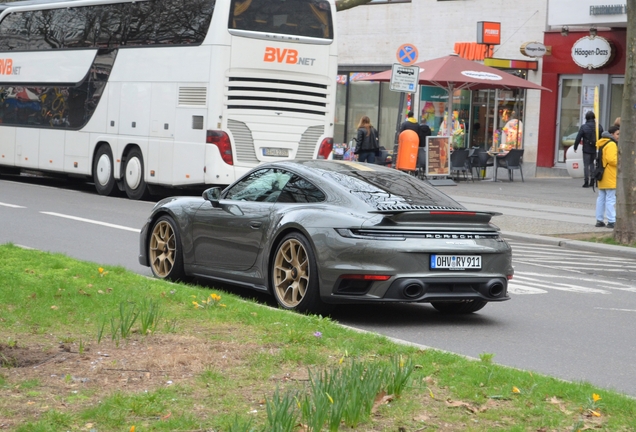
[0,330,264,429]
[0,343,57,368]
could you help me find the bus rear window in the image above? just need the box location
[229,0,333,39]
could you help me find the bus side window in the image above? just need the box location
[0,12,30,51]
[96,3,126,48]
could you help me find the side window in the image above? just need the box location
[61,7,93,48]
[96,3,127,48]
[125,1,156,46]
[278,175,325,203]
[0,12,30,51]
[225,169,293,202]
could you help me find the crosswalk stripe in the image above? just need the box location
[507,284,548,295]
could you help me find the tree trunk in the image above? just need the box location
[336,0,374,12]
[615,0,636,244]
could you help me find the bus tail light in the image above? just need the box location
[206,130,233,165]
[317,137,333,159]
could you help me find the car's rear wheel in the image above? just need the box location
[149,215,185,281]
[272,232,323,313]
[431,300,487,314]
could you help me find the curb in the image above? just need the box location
[501,230,636,259]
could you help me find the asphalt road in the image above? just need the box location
[2,174,636,396]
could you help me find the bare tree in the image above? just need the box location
[616,0,636,244]
[336,0,373,12]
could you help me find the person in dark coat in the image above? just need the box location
[574,111,604,188]
[400,111,420,134]
[354,115,379,163]
[400,111,430,147]
[418,119,432,148]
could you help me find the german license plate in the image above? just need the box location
[263,148,289,157]
[430,255,481,270]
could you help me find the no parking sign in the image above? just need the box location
[396,44,418,66]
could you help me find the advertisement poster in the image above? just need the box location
[426,136,451,176]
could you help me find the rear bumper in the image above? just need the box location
[327,276,509,304]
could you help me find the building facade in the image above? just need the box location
[538,0,627,170]
[336,0,548,175]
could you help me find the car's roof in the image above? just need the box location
[265,159,464,211]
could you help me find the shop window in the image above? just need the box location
[493,89,525,152]
[421,87,470,149]
[609,82,623,127]
[378,82,400,150]
[556,78,582,163]
[347,74,379,146]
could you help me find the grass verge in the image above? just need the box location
[1,243,635,431]
[555,232,636,248]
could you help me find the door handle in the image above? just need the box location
[250,221,262,229]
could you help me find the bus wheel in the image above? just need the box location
[93,145,116,196]
[124,148,149,200]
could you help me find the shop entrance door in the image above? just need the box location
[609,76,624,127]
[555,76,582,164]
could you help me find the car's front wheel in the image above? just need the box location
[149,215,185,281]
[431,300,487,314]
[271,232,324,313]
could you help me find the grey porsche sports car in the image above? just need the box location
[139,160,513,314]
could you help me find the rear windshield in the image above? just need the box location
[228,0,333,39]
[322,170,465,210]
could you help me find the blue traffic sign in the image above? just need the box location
[396,44,419,66]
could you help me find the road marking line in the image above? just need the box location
[0,202,26,208]
[594,307,636,313]
[517,271,636,292]
[513,274,610,294]
[507,283,548,295]
[40,211,141,233]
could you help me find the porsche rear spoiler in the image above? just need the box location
[367,210,502,224]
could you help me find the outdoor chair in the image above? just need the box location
[495,149,524,182]
[471,149,494,180]
[450,148,472,182]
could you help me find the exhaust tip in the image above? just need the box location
[488,282,505,297]
[403,282,425,299]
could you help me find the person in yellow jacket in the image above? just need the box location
[595,125,619,229]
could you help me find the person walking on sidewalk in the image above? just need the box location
[595,125,619,228]
[354,115,380,163]
[574,111,604,188]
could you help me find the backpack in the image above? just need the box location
[592,143,607,190]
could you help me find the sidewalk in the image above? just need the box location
[438,175,636,258]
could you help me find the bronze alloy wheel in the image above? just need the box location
[149,220,176,278]
[273,238,310,308]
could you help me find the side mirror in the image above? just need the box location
[202,187,222,207]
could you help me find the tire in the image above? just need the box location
[93,144,116,196]
[123,147,149,200]
[431,300,487,314]
[148,215,186,281]
[271,232,325,314]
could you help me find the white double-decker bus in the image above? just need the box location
[0,0,336,199]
